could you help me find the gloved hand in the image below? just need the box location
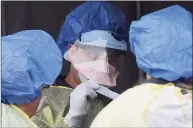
[64,81,100,128]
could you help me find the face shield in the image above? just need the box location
[64,30,127,87]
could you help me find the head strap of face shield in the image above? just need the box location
[80,30,127,52]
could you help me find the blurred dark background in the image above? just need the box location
[2,1,193,93]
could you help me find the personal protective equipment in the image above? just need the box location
[32,85,111,128]
[129,5,192,81]
[64,38,120,87]
[58,1,128,87]
[91,83,192,127]
[64,81,100,128]
[81,30,127,51]
[57,1,128,55]
[2,103,38,127]
[2,30,62,105]
[32,32,123,128]
[32,2,126,127]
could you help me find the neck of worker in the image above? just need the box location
[65,65,81,88]
[17,97,41,118]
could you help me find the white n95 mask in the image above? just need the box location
[75,63,119,87]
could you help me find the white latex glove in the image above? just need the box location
[64,81,100,128]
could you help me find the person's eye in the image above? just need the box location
[108,56,116,61]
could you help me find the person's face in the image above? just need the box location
[67,43,123,85]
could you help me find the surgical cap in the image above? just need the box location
[2,30,62,105]
[129,5,192,81]
[57,1,127,55]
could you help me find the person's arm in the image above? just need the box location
[64,82,100,128]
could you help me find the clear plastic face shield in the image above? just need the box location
[64,30,127,87]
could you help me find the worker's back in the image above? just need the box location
[91,82,192,127]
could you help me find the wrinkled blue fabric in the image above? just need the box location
[57,1,128,55]
[2,30,62,105]
[129,5,192,81]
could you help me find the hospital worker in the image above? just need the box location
[32,1,128,128]
[91,5,192,127]
[2,30,62,127]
